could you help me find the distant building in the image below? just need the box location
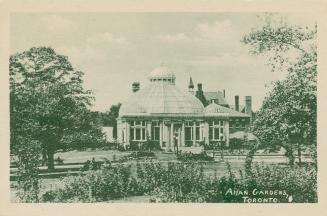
[102,127,114,142]
[117,66,253,150]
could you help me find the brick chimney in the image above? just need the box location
[235,95,239,111]
[195,83,207,106]
[245,96,252,118]
[132,82,140,93]
[197,83,202,91]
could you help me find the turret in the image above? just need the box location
[188,77,194,93]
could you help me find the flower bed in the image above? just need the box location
[177,152,214,162]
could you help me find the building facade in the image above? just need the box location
[117,66,251,150]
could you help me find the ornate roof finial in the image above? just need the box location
[188,77,194,90]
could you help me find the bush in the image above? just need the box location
[150,163,209,202]
[41,161,317,203]
[229,138,245,150]
[81,158,103,171]
[177,152,214,162]
[245,163,317,202]
[218,163,317,203]
[42,164,140,202]
[117,144,127,151]
[202,141,227,151]
[119,151,156,162]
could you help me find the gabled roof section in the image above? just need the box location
[203,91,229,106]
[204,102,250,118]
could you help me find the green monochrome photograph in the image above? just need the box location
[7,11,318,204]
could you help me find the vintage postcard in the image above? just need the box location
[0,0,326,216]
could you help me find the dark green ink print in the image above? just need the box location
[10,13,317,203]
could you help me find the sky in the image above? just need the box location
[10,13,317,112]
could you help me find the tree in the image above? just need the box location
[242,15,317,165]
[10,47,105,171]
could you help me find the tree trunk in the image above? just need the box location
[297,143,302,164]
[282,143,294,166]
[42,148,47,166]
[47,146,55,172]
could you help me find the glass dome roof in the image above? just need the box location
[119,81,204,117]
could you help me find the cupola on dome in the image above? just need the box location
[148,66,176,84]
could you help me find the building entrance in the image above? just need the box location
[173,124,182,147]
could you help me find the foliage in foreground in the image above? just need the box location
[42,164,140,202]
[15,139,41,202]
[177,152,214,162]
[222,163,317,203]
[40,161,317,203]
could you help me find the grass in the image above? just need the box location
[54,149,131,163]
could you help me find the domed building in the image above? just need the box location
[117,66,252,150]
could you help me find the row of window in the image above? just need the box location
[184,122,201,141]
[129,121,226,142]
[150,78,174,82]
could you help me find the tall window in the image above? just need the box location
[130,121,146,141]
[195,122,201,141]
[151,121,160,141]
[209,120,224,141]
[185,121,193,141]
[185,121,202,142]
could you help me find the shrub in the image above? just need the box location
[15,139,41,203]
[177,152,214,162]
[184,141,193,147]
[202,141,227,151]
[129,151,155,158]
[42,164,140,202]
[147,162,210,202]
[119,151,156,162]
[136,162,168,193]
[218,163,317,203]
[117,144,127,151]
[129,141,139,151]
[143,138,161,151]
[229,138,245,150]
[145,162,226,203]
[146,162,317,203]
[41,161,317,203]
[245,163,317,202]
[81,158,102,171]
